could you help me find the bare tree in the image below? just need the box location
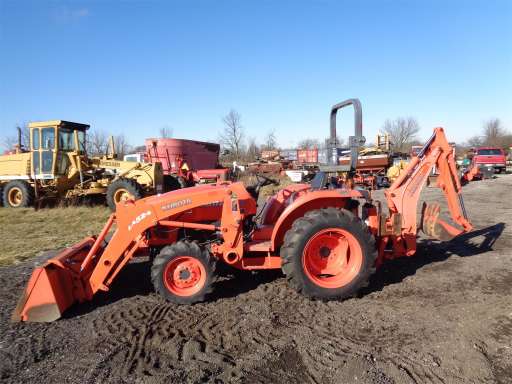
[114,134,132,157]
[1,123,30,152]
[1,136,17,152]
[483,118,506,147]
[323,135,344,149]
[88,129,109,156]
[220,109,244,160]
[245,137,260,162]
[262,129,278,151]
[465,135,483,148]
[297,138,320,149]
[383,117,420,152]
[465,119,511,149]
[159,126,173,138]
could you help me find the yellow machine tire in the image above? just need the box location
[2,180,35,208]
[106,178,143,211]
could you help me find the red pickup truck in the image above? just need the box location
[472,147,507,173]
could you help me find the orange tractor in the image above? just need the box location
[13,99,473,322]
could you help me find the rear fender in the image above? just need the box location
[270,189,364,251]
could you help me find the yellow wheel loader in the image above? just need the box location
[0,120,164,209]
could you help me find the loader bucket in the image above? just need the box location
[420,202,464,241]
[12,238,95,322]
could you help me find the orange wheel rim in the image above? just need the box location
[302,228,363,288]
[163,256,206,296]
[8,187,22,207]
[113,188,133,203]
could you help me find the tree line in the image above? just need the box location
[2,114,510,161]
[219,110,512,162]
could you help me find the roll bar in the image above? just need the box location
[322,98,366,173]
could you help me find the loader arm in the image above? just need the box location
[384,127,472,253]
[13,182,255,322]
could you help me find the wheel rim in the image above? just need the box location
[8,187,23,207]
[302,228,363,289]
[113,188,133,203]
[163,256,206,296]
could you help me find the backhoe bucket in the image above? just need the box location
[12,238,95,322]
[420,202,464,241]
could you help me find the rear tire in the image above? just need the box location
[106,178,143,211]
[151,241,215,304]
[281,208,377,300]
[2,180,34,208]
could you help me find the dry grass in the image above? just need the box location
[0,176,296,266]
[0,206,111,266]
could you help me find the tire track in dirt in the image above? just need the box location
[2,175,511,384]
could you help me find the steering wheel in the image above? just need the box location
[255,174,279,187]
[247,174,279,200]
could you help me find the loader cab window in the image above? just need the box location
[59,129,74,151]
[32,128,40,150]
[33,152,40,174]
[41,128,55,149]
[42,151,53,173]
[57,152,70,174]
[77,130,86,152]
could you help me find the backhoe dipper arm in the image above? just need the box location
[384,128,472,250]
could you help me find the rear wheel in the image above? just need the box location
[281,208,376,300]
[106,178,143,210]
[151,241,215,304]
[2,180,34,208]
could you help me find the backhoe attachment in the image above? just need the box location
[420,202,466,241]
[385,127,472,244]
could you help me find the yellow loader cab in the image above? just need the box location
[0,120,164,209]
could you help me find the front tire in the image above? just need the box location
[281,208,377,300]
[106,178,143,210]
[2,180,34,208]
[151,241,215,304]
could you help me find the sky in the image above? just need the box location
[1,0,511,149]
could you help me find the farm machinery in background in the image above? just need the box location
[12,98,474,323]
[0,121,164,210]
[250,139,393,188]
[141,138,230,188]
[459,146,506,183]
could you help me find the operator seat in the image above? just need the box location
[310,172,328,190]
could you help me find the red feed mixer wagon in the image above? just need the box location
[13,99,473,322]
[145,137,230,187]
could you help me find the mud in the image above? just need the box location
[0,175,511,384]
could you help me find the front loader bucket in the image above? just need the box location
[12,238,96,322]
[420,202,464,241]
[12,264,75,322]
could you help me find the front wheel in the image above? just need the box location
[2,180,34,208]
[151,241,215,304]
[106,178,143,210]
[281,208,377,300]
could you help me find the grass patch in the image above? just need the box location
[0,176,295,266]
[0,206,110,266]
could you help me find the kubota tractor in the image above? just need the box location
[13,99,473,322]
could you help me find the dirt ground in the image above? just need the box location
[0,175,511,384]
